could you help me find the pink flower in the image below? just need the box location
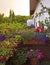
[0,56,6,62]
[34,49,45,60]
[41,54,45,59]
[37,55,41,59]
[26,51,32,58]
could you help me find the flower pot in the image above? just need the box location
[31,58,39,65]
[24,40,42,44]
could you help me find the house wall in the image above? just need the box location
[33,0,50,28]
[34,0,50,16]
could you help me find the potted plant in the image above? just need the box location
[22,32,36,44]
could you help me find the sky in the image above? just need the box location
[0,0,30,16]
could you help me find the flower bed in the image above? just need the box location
[5,48,45,65]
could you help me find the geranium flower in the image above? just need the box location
[35,27,44,32]
[34,49,45,60]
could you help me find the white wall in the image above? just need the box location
[33,0,50,28]
[0,0,30,16]
[34,0,50,16]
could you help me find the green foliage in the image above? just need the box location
[22,32,35,41]
[0,13,4,23]
[0,41,13,58]
[12,48,27,65]
[0,10,32,23]
[0,22,28,37]
[15,35,23,41]
[0,63,5,65]
[48,8,50,15]
[39,21,44,28]
[4,17,10,23]
[15,15,33,23]
[40,60,50,65]
[0,39,17,64]
[9,10,15,23]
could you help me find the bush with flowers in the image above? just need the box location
[5,48,45,65]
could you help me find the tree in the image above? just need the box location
[9,10,15,23]
[0,13,4,23]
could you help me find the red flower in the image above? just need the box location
[35,27,44,32]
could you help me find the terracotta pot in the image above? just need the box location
[24,40,42,44]
[31,58,39,65]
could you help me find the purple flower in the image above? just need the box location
[34,33,49,43]
[0,35,6,41]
